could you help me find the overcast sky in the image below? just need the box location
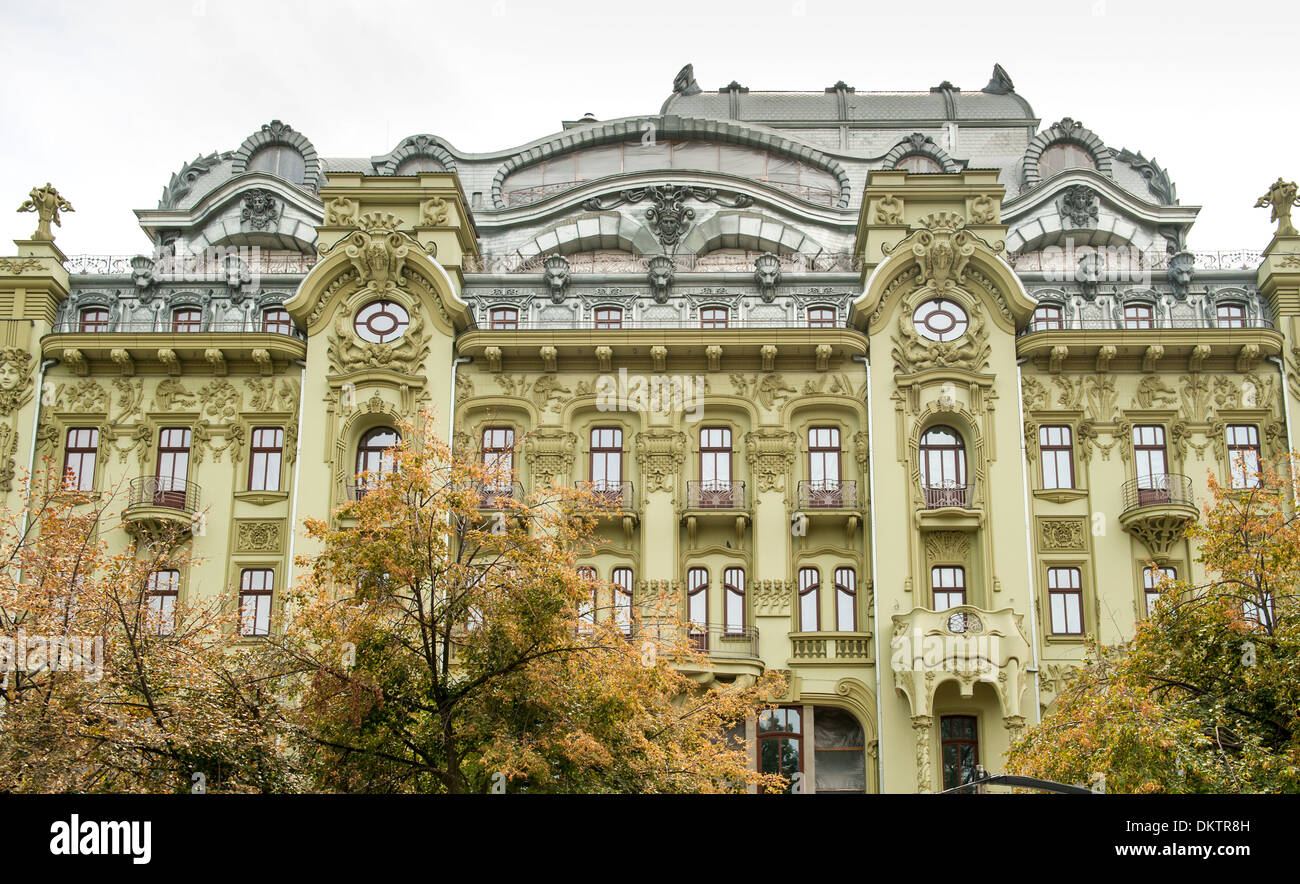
[1,0,1295,256]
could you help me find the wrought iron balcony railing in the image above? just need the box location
[471,318,849,331]
[52,319,306,339]
[582,480,635,509]
[462,251,862,275]
[127,477,200,514]
[1019,317,1274,335]
[685,624,760,659]
[922,483,974,509]
[474,481,524,510]
[687,480,746,509]
[1121,473,1195,513]
[797,480,858,509]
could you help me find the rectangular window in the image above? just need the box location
[576,566,597,631]
[931,566,966,610]
[482,427,515,487]
[490,308,519,330]
[807,307,836,328]
[700,427,732,484]
[835,568,857,632]
[239,568,274,637]
[940,715,979,790]
[687,567,708,648]
[146,569,179,636]
[808,427,841,487]
[155,428,192,509]
[1132,425,1169,504]
[248,427,284,492]
[63,427,99,491]
[594,307,622,329]
[700,306,729,329]
[723,567,745,634]
[798,567,819,632]
[1047,567,1084,634]
[1226,425,1262,489]
[590,427,623,489]
[1143,566,1175,618]
[757,707,802,792]
[611,567,634,635]
[1039,425,1075,490]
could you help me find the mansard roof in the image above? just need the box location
[658,64,1037,124]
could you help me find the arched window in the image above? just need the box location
[355,427,400,497]
[1037,142,1096,179]
[834,568,857,631]
[261,307,292,335]
[757,707,803,791]
[724,567,746,634]
[1124,303,1154,329]
[172,308,202,333]
[490,307,519,330]
[247,144,306,184]
[1031,304,1063,331]
[611,567,634,635]
[895,154,942,173]
[814,707,866,793]
[687,567,708,649]
[1217,303,1246,328]
[807,306,836,328]
[920,426,968,507]
[798,567,820,632]
[79,307,109,333]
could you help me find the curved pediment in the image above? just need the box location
[850,212,1037,334]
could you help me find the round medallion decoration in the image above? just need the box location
[913,299,968,342]
[354,300,410,343]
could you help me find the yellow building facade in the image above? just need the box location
[3,66,1298,793]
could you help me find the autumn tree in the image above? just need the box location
[264,416,784,793]
[0,469,294,793]
[1007,456,1300,793]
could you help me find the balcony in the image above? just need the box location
[474,481,524,510]
[788,631,873,664]
[797,480,859,509]
[1018,317,1275,335]
[123,477,200,537]
[685,625,760,659]
[582,480,635,510]
[1119,473,1197,558]
[890,605,1032,791]
[52,319,306,339]
[687,480,746,509]
[922,483,974,509]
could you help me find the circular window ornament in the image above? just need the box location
[913,299,969,342]
[354,300,410,343]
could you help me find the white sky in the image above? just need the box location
[1,0,1295,256]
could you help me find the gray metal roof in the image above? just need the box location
[662,87,1035,123]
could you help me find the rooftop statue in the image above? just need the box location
[1255,178,1299,237]
[17,183,74,242]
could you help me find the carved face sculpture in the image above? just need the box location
[130,263,154,290]
[0,359,22,392]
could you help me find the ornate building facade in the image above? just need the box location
[3,63,1299,793]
